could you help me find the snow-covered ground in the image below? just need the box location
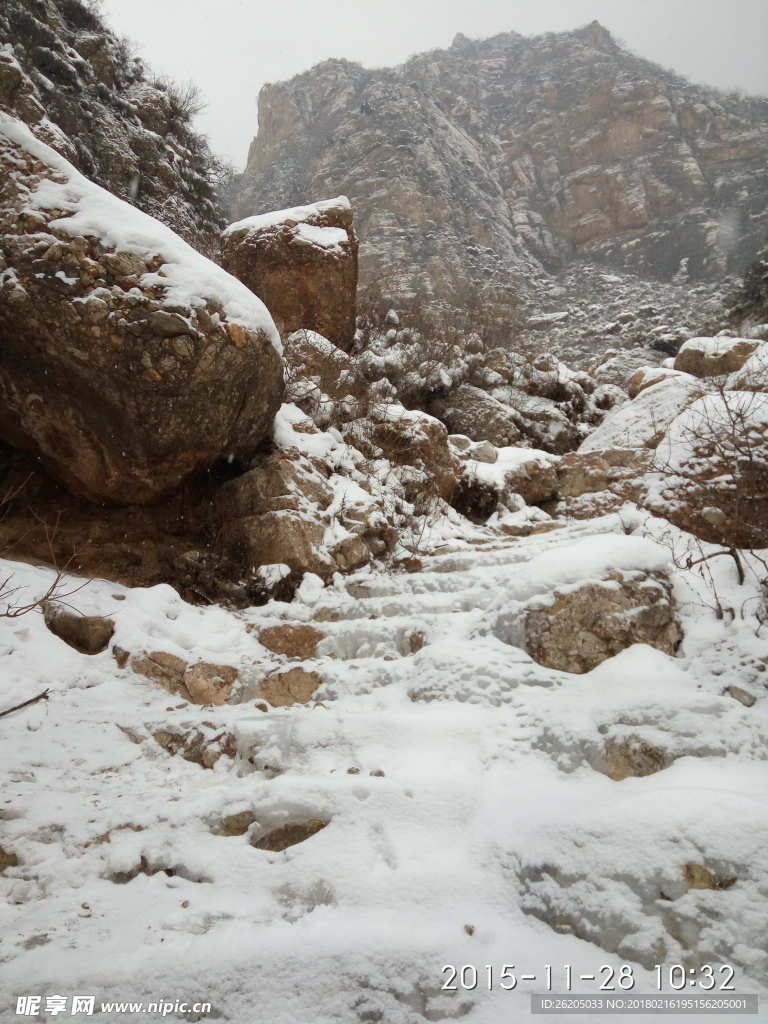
[1,508,767,1023]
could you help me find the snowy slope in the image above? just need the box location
[1,506,767,1023]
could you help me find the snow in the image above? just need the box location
[471,444,559,488]
[224,196,351,236]
[2,504,767,1022]
[728,343,768,391]
[295,223,349,250]
[580,374,707,452]
[0,115,282,356]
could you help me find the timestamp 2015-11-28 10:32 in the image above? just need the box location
[440,963,738,992]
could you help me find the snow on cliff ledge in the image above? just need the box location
[0,116,282,355]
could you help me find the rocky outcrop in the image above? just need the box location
[0,0,222,251]
[495,569,682,673]
[0,119,284,504]
[235,22,768,303]
[221,198,358,350]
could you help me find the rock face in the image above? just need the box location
[234,22,768,303]
[0,0,223,252]
[496,570,681,674]
[0,119,284,504]
[221,198,359,351]
[431,385,521,447]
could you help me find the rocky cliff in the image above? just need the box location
[0,0,223,253]
[234,22,768,302]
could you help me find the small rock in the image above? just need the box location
[683,862,717,890]
[347,767,360,775]
[220,811,257,836]
[0,845,19,873]
[727,685,756,707]
[251,818,329,852]
[464,924,475,936]
[41,602,114,655]
[369,770,385,777]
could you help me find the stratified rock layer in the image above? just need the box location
[235,22,768,301]
[0,119,284,504]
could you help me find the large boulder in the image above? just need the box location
[221,198,358,351]
[0,118,284,504]
[580,374,707,452]
[494,569,682,674]
[430,384,521,446]
[674,336,764,378]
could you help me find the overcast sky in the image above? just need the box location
[99,0,768,169]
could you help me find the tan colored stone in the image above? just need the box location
[251,819,328,852]
[222,198,358,351]
[674,337,763,378]
[258,623,326,660]
[0,844,19,873]
[131,651,188,694]
[220,811,257,836]
[41,602,114,655]
[683,863,717,890]
[603,736,672,780]
[260,666,322,707]
[499,570,682,674]
[183,663,238,706]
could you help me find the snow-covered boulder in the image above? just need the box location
[488,535,682,673]
[0,118,283,504]
[644,391,768,547]
[674,336,763,378]
[222,198,358,351]
[726,343,768,392]
[626,364,689,398]
[580,374,707,451]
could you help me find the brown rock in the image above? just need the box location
[251,818,328,851]
[500,454,560,506]
[497,570,682,674]
[0,844,19,873]
[220,811,257,836]
[183,663,238,706]
[727,685,756,708]
[153,726,235,768]
[260,666,322,706]
[674,337,763,378]
[368,408,461,503]
[41,601,114,654]
[602,736,672,780]
[0,122,284,503]
[217,447,333,518]
[626,366,689,398]
[431,385,521,447]
[222,510,328,576]
[683,862,717,890]
[131,651,189,694]
[258,623,325,660]
[221,198,358,351]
